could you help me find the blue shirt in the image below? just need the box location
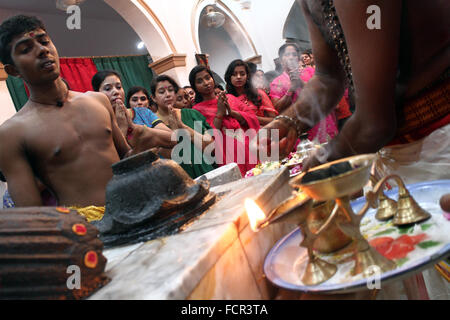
[132,107,163,128]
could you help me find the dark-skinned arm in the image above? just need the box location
[256,116,276,126]
[258,0,348,159]
[0,125,43,206]
[316,0,401,164]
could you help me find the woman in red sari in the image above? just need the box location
[225,59,278,126]
[189,65,260,176]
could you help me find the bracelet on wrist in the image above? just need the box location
[274,115,304,138]
[215,114,224,120]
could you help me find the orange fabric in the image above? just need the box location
[388,75,450,146]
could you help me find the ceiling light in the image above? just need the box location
[201,5,226,28]
[137,41,145,50]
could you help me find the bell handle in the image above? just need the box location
[357,174,407,217]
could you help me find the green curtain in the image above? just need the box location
[93,55,154,98]
[6,76,28,111]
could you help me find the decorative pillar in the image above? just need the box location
[149,54,187,74]
[149,54,191,86]
[245,55,262,66]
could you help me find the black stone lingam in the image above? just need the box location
[93,150,216,247]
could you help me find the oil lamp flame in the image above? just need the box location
[244,199,266,232]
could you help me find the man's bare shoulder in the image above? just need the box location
[80,91,112,109]
[0,106,32,142]
[0,118,27,162]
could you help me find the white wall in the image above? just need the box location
[219,0,294,71]
[0,81,16,125]
[199,25,242,80]
[137,0,294,82]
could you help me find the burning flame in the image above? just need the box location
[244,199,266,232]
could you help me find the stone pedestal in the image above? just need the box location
[90,168,296,299]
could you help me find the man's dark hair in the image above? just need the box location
[91,70,122,92]
[278,42,300,59]
[150,75,179,96]
[0,15,46,65]
[126,86,150,109]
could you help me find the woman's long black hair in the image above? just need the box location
[188,65,215,105]
[224,59,261,107]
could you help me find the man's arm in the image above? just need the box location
[257,0,348,158]
[154,122,172,132]
[0,125,42,206]
[283,0,347,130]
[323,0,401,161]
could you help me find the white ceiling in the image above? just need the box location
[0,0,123,21]
[0,0,148,57]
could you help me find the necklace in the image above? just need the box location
[321,0,354,94]
[30,88,69,107]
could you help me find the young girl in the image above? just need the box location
[225,59,278,126]
[150,75,217,179]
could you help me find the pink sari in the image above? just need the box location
[193,94,260,176]
[270,67,338,143]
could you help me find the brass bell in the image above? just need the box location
[393,188,431,226]
[375,192,397,221]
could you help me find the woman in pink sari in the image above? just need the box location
[270,43,338,144]
[225,59,278,126]
[189,65,260,175]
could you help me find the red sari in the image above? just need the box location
[193,94,260,176]
[237,89,279,117]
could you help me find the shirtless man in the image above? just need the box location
[262,1,449,177]
[0,15,175,207]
